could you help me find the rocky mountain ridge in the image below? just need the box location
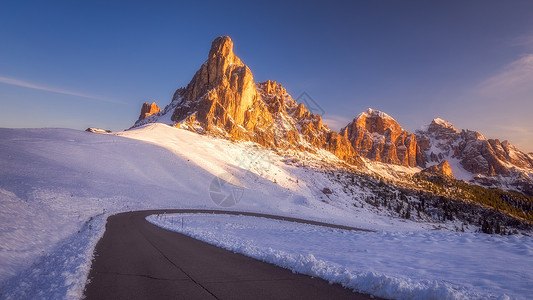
[133,36,362,165]
[131,36,532,195]
[416,118,533,194]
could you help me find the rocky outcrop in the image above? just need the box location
[415,160,454,184]
[134,36,362,165]
[420,161,454,178]
[85,128,111,134]
[340,109,422,167]
[489,140,533,170]
[138,102,160,120]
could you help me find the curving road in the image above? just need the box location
[83,210,377,300]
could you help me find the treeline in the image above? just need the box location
[321,167,533,234]
[429,178,533,223]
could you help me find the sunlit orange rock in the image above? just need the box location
[420,160,454,178]
[139,102,160,120]
[341,109,421,167]
[168,36,362,165]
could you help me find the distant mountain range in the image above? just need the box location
[131,36,533,196]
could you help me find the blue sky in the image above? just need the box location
[1,1,533,151]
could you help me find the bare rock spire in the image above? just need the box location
[138,102,160,120]
[133,36,363,166]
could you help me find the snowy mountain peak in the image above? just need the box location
[358,108,395,122]
[416,119,533,194]
[431,118,457,131]
[416,118,459,136]
[341,109,421,167]
[416,118,459,139]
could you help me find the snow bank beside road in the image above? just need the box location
[149,213,533,300]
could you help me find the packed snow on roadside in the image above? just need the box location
[148,213,533,300]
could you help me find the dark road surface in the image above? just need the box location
[83,209,378,300]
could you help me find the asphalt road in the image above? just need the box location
[83,209,377,300]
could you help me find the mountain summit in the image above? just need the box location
[341,108,422,167]
[170,36,271,140]
[133,36,362,165]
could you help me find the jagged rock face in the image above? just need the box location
[421,161,454,178]
[416,119,458,164]
[461,136,510,175]
[259,80,297,114]
[340,109,421,167]
[427,118,458,139]
[255,80,300,147]
[489,140,533,169]
[416,118,533,194]
[137,36,362,165]
[138,102,160,120]
[171,36,272,141]
[256,80,361,164]
[416,119,533,176]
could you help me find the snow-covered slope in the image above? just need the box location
[0,126,216,298]
[115,124,431,231]
[0,124,430,299]
[1,124,531,299]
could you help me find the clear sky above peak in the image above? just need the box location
[1,0,532,151]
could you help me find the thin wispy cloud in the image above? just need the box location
[512,32,533,49]
[0,75,125,104]
[478,54,533,96]
[473,54,533,152]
